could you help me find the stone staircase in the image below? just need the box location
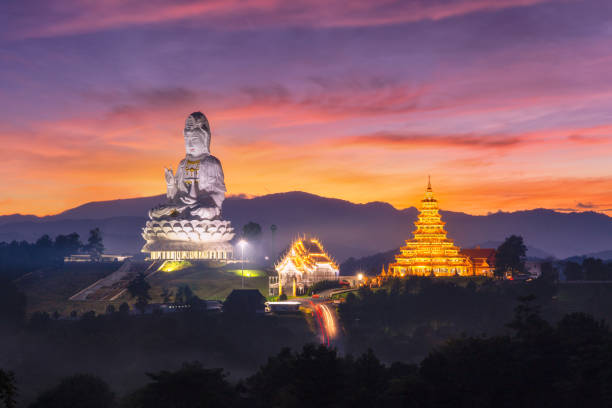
[70,260,160,301]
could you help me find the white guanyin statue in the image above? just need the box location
[142,112,235,260]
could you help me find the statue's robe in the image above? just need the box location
[150,154,226,220]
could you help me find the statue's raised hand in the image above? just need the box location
[164,167,175,185]
[180,195,197,205]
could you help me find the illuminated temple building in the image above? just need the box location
[386,179,494,278]
[269,237,339,297]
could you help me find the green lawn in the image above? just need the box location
[15,261,274,315]
[132,261,272,302]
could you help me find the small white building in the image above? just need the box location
[269,237,339,296]
[64,254,132,263]
[525,261,542,279]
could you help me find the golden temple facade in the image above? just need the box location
[389,178,475,277]
[269,237,339,297]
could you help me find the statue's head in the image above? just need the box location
[183,112,211,157]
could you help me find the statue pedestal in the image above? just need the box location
[141,219,235,260]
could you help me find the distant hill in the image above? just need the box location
[586,250,612,261]
[564,250,612,263]
[0,214,41,225]
[339,248,398,276]
[1,191,611,262]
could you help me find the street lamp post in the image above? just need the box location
[239,240,247,288]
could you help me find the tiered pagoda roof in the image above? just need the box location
[389,178,470,277]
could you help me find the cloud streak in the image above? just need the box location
[335,132,527,150]
[2,0,557,40]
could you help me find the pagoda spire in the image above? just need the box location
[387,179,470,277]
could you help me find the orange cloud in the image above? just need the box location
[1,88,611,217]
[335,133,529,150]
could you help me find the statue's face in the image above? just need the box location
[184,128,209,157]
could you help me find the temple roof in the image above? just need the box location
[460,248,496,261]
[275,236,338,274]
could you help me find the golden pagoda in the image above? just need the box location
[389,178,471,277]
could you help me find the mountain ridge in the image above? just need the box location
[1,191,610,261]
[6,191,611,221]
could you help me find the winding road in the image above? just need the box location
[298,289,356,350]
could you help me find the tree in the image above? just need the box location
[173,285,198,305]
[118,302,130,315]
[244,345,349,408]
[224,289,265,316]
[0,278,26,329]
[85,228,104,262]
[564,261,583,281]
[29,374,114,408]
[53,233,82,262]
[161,287,173,303]
[242,221,262,241]
[583,257,608,280]
[182,285,194,303]
[308,279,343,295]
[127,272,151,313]
[28,311,51,330]
[495,235,526,278]
[0,369,17,408]
[540,261,558,283]
[506,295,551,340]
[34,234,54,264]
[174,286,185,304]
[122,362,236,408]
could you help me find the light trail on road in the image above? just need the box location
[318,303,337,339]
[307,300,338,347]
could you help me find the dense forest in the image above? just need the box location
[0,230,103,280]
[3,234,612,406]
[3,303,612,407]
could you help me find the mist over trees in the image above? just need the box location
[2,227,612,406]
[0,279,26,330]
[127,272,151,314]
[11,303,612,407]
[564,257,612,280]
[338,274,562,362]
[29,374,114,408]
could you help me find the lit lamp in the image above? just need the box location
[357,272,364,286]
[238,240,248,288]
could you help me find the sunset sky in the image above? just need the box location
[1,0,611,216]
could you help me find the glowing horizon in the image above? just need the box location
[1,0,611,217]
